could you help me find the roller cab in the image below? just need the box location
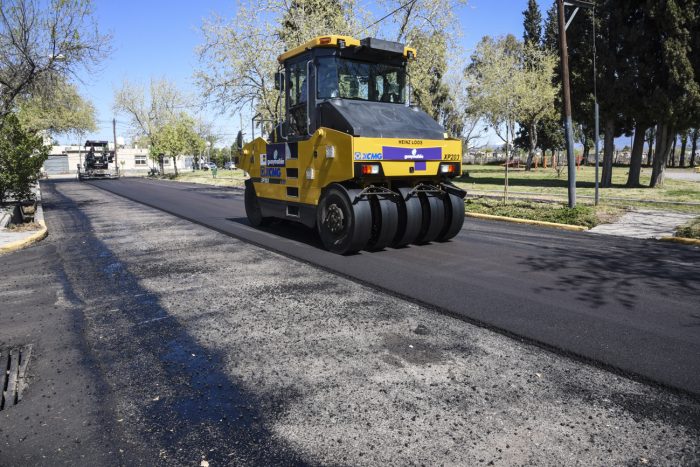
[239,35,465,254]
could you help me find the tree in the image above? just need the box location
[518,45,558,170]
[646,0,700,187]
[386,0,465,119]
[691,128,698,167]
[595,0,635,187]
[467,36,522,149]
[446,69,486,155]
[469,35,558,171]
[196,0,464,128]
[279,0,354,49]
[17,78,96,136]
[0,113,48,203]
[467,35,523,199]
[679,131,689,167]
[151,114,204,176]
[113,78,188,161]
[0,0,111,117]
[197,0,358,125]
[523,0,543,47]
[646,126,656,166]
[543,2,559,52]
[407,31,453,119]
[564,2,598,168]
[518,1,565,168]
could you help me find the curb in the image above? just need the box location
[659,236,700,246]
[0,203,48,255]
[466,212,588,232]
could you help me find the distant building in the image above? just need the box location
[42,143,196,175]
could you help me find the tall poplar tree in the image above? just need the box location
[523,0,543,47]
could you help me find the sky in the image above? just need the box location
[72,0,535,148]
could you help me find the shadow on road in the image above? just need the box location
[42,181,308,465]
[519,237,700,311]
[227,216,326,249]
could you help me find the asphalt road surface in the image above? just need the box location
[2,179,699,465]
[87,177,700,397]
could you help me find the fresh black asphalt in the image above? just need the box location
[87,177,700,397]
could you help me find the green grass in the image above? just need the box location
[169,169,247,187]
[465,197,623,228]
[676,217,700,239]
[454,165,700,209]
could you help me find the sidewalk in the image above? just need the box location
[0,186,47,254]
[589,209,696,239]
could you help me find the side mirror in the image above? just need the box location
[235,130,244,150]
[274,72,285,91]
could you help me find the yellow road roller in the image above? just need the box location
[238,35,465,254]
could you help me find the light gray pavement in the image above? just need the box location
[664,169,700,182]
[590,209,696,239]
[2,179,698,465]
[0,203,45,249]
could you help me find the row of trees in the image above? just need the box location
[113,79,209,174]
[495,0,700,188]
[0,0,108,202]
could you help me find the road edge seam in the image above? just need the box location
[466,212,588,231]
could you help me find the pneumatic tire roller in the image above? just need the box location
[238,35,466,254]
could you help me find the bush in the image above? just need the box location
[676,217,700,239]
[0,113,48,203]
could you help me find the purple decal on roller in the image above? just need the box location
[383,146,442,161]
[414,161,427,171]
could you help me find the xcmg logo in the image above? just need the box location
[354,152,382,161]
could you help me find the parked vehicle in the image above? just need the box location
[224,161,236,170]
[201,162,217,171]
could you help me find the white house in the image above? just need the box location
[43,143,197,176]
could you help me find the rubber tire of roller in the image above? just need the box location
[366,196,399,251]
[415,193,445,244]
[391,187,423,248]
[244,181,269,227]
[437,192,465,242]
[317,184,372,254]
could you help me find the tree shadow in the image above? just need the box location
[519,234,700,311]
[43,182,309,466]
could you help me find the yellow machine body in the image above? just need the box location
[240,129,462,210]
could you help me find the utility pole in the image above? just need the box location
[557,0,576,208]
[592,5,600,206]
[112,118,118,175]
[557,0,595,208]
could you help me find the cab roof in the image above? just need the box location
[277,35,417,63]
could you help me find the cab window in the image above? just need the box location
[287,60,308,135]
[317,57,405,104]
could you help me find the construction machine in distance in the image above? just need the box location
[237,35,465,254]
[78,140,119,181]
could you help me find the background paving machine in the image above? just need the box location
[238,35,465,254]
[78,140,119,181]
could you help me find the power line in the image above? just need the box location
[354,0,419,37]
